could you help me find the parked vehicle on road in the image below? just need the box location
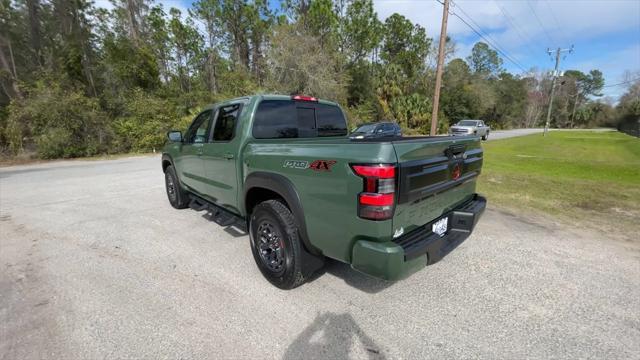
[162,94,486,289]
[449,120,490,140]
[349,122,402,139]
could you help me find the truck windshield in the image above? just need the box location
[458,120,478,126]
[253,100,348,139]
[353,124,377,134]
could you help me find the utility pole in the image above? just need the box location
[544,46,573,136]
[430,0,449,136]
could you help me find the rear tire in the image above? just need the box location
[249,199,307,289]
[482,131,489,140]
[164,165,189,209]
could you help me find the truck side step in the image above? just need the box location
[188,198,208,211]
[189,196,244,229]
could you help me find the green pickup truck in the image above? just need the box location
[162,94,486,289]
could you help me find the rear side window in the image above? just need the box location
[212,104,241,141]
[253,100,347,139]
[316,105,347,136]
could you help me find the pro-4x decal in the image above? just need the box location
[283,159,337,172]
[283,160,309,169]
[309,160,337,172]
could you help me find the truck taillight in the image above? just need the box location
[351,164,396,220]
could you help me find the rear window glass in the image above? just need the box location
[253,100,347,139]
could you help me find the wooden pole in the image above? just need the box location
[430,0,449,136]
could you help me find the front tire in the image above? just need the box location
[164,165,189,209]
[249,200,307,289]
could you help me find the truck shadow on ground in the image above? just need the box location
[282,312,386,360]
[198,208,394,294]
[310,259,394,294]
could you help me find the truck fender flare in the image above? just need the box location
[244,172,322,256]
[161,154,174,172]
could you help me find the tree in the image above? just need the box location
[380,13,430,80]
[563,69,604,127]
[467,42,502,78]
[305,0,338,48]
[145,5,173,84]
[245,0,273,83]
[191,0,222,92]
[102,36,160,90]
[267,23,347,102]
[488,72,527,128]
[615,76,640,135]
[220,0,251,70]
[341,0,381,63]
[168,8,203,93]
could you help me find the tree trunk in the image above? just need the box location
[26,0,44,66]
[126,0,141,45]
[0,37,23,99]
[569,93,580,129]
[208,50,218,93]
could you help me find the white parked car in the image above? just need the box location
[449,120,490,140]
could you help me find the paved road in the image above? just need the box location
[485,128,616,141]
[1,156,639,359]
[486,128,543,141]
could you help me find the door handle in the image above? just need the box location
[223,153,234,160]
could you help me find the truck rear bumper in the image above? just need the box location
[350,194,486,281]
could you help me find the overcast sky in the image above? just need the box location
[95,0,640,99]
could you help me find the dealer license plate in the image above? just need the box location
[432,217,448,237]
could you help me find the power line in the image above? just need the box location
[526,0,556,47]
[453,1,529,71]
[437,0,527,73]
[544,0,563,33]
[493,0,540,58]
[602,77,640,88]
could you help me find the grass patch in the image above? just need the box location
[477,130,640,240]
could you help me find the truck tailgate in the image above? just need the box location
[391,136,483,235]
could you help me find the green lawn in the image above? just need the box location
[477,130,640,239]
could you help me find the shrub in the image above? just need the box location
[6,80,110,158]
[111,89,183,152]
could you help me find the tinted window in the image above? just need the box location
[212,104,241,141]
[253,101,296,138]
[253,100,347,139]
[297,107,316,137]
[185,110,212,143]
[317,105,347,136]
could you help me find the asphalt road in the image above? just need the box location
[1,155,639,359]
[486,128,543,141]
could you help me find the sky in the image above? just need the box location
[372,0,640,99]
[96,0,640,99]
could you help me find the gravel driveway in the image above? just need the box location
[1,155,639,359]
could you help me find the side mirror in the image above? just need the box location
[167,131,182,142]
